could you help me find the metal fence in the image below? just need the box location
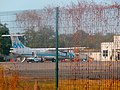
[0,2,120,90]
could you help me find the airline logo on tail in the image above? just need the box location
[13,42,24,48]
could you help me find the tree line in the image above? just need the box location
[0,22,114,57]
[22,28,114,49]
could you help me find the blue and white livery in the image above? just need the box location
[2,33,74,61]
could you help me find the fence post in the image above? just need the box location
[55,7,59,90]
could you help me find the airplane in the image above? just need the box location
[2,33,74,62]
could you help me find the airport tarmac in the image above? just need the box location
[0,61,120,80]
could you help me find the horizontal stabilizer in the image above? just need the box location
[2,34,24,37]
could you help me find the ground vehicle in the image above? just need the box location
[26,57,43,63]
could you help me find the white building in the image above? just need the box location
[101,36,120,61]
[89,52,101,61]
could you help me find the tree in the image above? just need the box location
[72,30,88,47]
[59,34,72,47]
[24,27,55,48]
[0,23,11,55]
[16,8,55,48]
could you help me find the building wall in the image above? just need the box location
[101,42,114,61]
[101,36,120,61]
[114,36,120,50]
[89,52,101,61]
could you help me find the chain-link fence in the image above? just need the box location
[0,2,120,90]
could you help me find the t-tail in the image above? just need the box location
[2,33,28,54]
[2,33,25,48]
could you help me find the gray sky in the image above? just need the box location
[0,0,119,12]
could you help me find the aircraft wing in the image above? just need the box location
[47,48,74,51]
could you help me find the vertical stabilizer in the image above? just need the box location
[2,33,26,49]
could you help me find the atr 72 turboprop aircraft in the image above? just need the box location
[2,34,74,62]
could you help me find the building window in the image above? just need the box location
[103,50,108,57]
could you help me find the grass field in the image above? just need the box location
[0,76,120,90]
[0,64,120,90]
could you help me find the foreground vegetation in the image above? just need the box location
[1,77,120,90]
[0,65,120,90]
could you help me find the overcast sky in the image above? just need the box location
[0,0,120,12]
